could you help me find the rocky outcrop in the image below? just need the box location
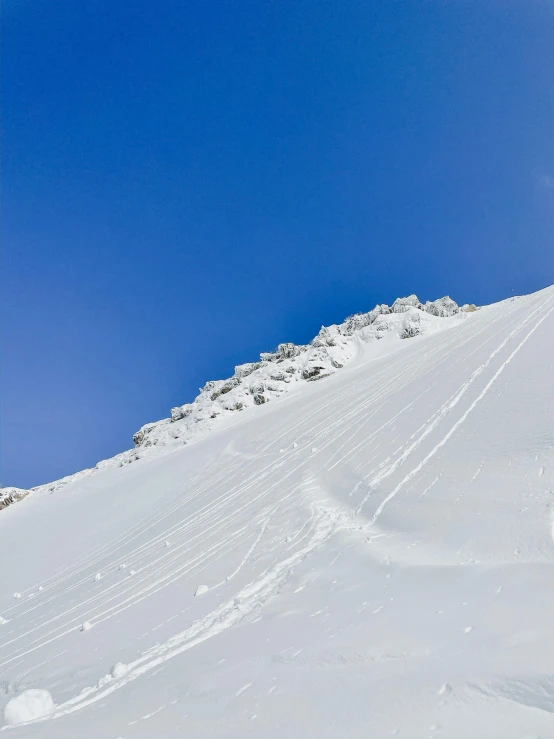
[400,311,422,339]
[0,487,28,510]
[130,293,464,453]
[424,296,460,317]
[2,292,470,510]
[392,294,423,313]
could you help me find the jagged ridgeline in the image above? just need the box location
[1,294,476,505]
[137,295,470,446]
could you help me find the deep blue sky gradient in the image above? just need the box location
[2,0,554,488]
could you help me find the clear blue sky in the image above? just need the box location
[2,0,553,489]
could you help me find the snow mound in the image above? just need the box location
[195,584,209,596]
[3,689,55,725]
[111,662,129,679]
[96,662,129,689]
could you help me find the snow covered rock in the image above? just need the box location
[195,584,209,596]
[234,361,262,379]
[3,689,55,725]
[81,621,92,632]
[170,404,193,422]
[400,310,422,339]
[0,487,28,510]
[392,294,423,313]
[424,296,460,317]
[132,420,171,448]
[301,366,327,381]
[311,325,337,347]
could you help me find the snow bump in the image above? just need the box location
[4,689,55,725]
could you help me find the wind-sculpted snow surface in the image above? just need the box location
[1,295,465,503]
[2,285,554,739]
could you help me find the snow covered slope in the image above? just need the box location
[1,294,467,501]
[1,285,554,738]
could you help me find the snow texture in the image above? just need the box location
[2,286,554,738]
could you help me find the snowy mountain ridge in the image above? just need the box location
[2,284,554,738]
[1,294,472,508]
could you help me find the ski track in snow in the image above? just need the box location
[2,286,554,734]
[359,296,554,525]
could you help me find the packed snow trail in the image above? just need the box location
[2,285,554,738]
